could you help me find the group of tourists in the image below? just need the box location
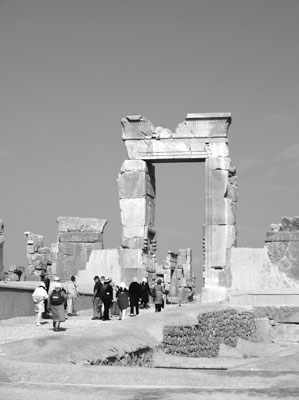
[92,276,165,321]
[32,274,80,331]
[32,272,168,331]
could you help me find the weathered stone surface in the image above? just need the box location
[266,231,299,241]
[37,247,50,254]
[122,225,146,240]
[58,232,103,243]
[204,225,237,271]
[180,113,231,138]
[121,237,145,249]
[210,142,229,157]
[120,248,143,269]
[25,232,44,247]
[120,198,147,226]
[254,318,272,342]
[207,156,231,171]
[209,197,236,225]
[272,323,299,343]
[120,159,149,173]
[229,247,299,291]
[208,169,228,198]
[227,174,238,202]
[121,115,155,140]
[78,249,122,285]
[57,217,108,233]
[117,170,155,199]
[281,216,299,231]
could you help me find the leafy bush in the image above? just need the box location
[161,309,256,358]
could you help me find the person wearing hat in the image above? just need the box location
[32,282,48,326]
[116,282,129,320]
[100,277,113,320]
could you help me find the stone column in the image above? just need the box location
[202,157,237,301]
[117,160,156,281]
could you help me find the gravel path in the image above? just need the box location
[0,306,157,346]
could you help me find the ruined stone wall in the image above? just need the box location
[55,217,107,280]
[24,232,51,279]
[265,217,299,283]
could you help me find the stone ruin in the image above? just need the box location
[2,112,299,305]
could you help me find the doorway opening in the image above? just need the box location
[155,162,205,293]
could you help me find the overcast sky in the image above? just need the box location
[1,0,299,286]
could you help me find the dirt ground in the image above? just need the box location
[1,302,299,399]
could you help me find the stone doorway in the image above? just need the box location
[119,113,237,302]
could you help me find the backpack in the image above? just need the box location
[50,290,63,306]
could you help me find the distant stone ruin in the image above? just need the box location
[3,112,299,306]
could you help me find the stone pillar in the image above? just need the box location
[0,220,4,279]
[118,160,156,250]
[202,157,237,302]
[117,160,157,281]
[55,217,107,280]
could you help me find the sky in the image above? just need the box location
[0,0,299,288]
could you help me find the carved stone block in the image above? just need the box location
[58,232,103,243]
[120,198,147,226]
[206,198,236,225]
[204,225,237,268]
[57,217,107,233]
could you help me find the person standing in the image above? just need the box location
[101,277,113,321]
[49,281,66,331]
[116,282,129,320]
[129,277,141,316]
[92,276,103,320]
[32,282,48,326]
[65,275,80,316]
[152,279,165,312]
[140,277,151,309]
[40,272,50,318]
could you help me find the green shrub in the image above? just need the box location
[161,309,256,358]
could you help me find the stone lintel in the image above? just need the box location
[58,232,103,243]
[265,231,299,242]
[186,112,232,120]
[57,217,108,233]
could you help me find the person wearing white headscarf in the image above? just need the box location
[116,282,129,320]
[32,282,48,326]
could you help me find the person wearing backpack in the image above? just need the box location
[32,282,48,326]
[49,282,66,331]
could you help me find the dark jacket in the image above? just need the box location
[116,288,129,310]
[140,282,150,302]
[129,281,141,298]
[100,283,113,301]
